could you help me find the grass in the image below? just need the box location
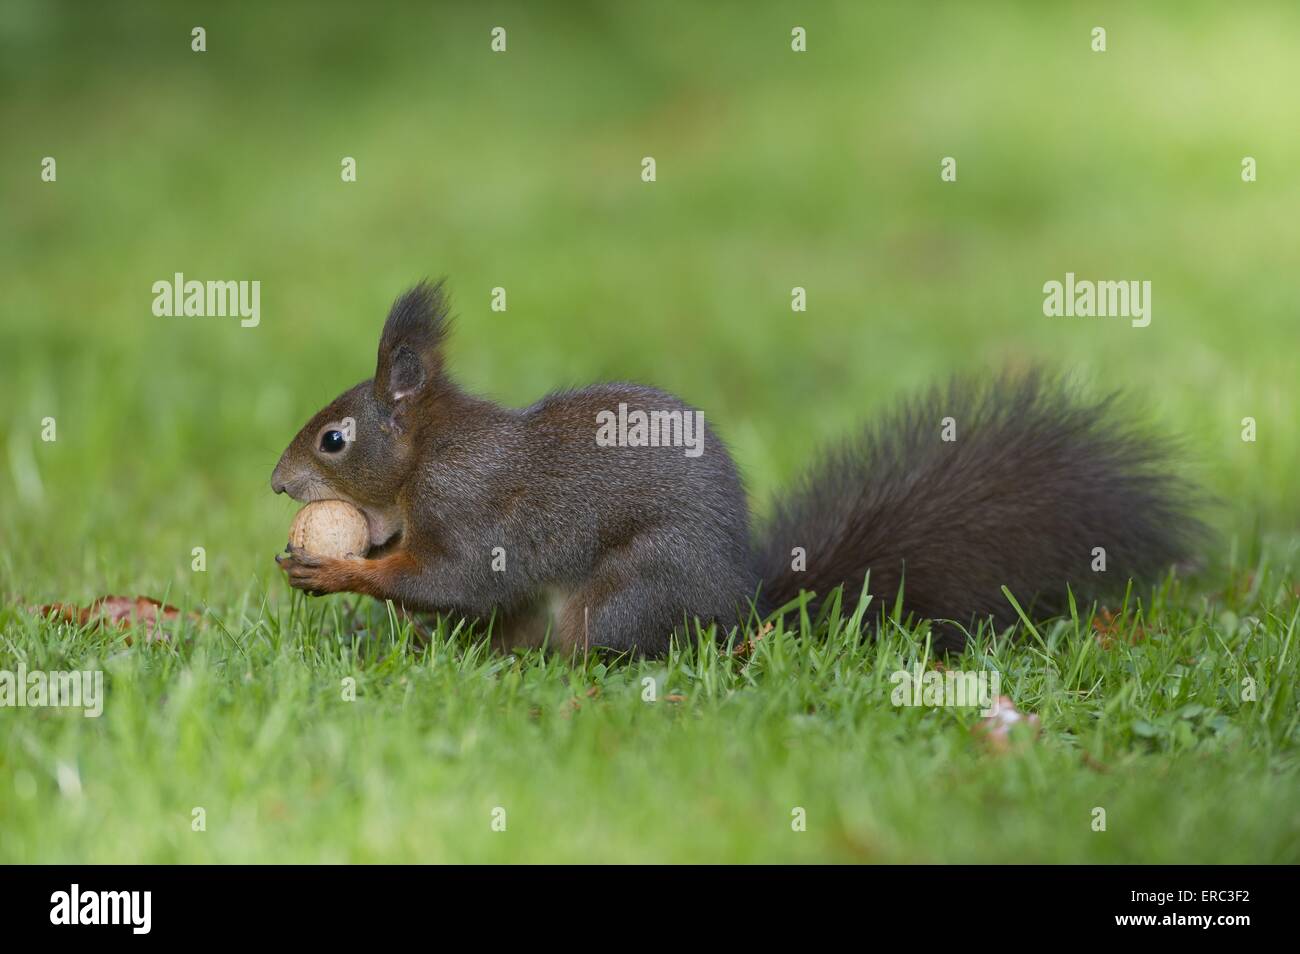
[2,560,1297,863]
[2,1,1299,862]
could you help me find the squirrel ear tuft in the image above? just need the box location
[375,280,450,405]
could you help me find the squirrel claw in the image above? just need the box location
[277,546,341,596]
[280,544,323,567]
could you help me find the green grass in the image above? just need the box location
[2,563,1297,863]
[2,1,1299,862]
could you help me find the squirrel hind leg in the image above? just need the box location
[485,598,555,654]
[556,530,754,656]
[555,574,690,658]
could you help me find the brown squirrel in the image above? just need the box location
[273,281,1206,654]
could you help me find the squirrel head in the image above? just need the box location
[271,281,451,532]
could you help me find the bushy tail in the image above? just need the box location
[756,371,1209,649]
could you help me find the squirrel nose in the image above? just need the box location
[271,477,286,495]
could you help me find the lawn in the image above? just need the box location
[1,1,1297,863]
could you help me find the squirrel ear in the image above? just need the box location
[375,280,449,406]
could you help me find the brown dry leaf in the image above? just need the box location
[732,621,773,660]
[971,695,1041,754]
[664,694,686,703]
[35,595,194,644]
[1093,608,1146,649]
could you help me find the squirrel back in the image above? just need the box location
[273,283,1207,654]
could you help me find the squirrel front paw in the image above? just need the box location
[276,545,356,596]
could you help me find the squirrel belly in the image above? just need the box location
[273,283,1208,654]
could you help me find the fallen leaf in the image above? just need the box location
[1093,608,1146,649]
[34,595,194,643]
[732,621,773,659]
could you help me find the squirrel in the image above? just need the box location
[273,281,1207,654]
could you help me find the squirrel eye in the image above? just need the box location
[320,430,347,454]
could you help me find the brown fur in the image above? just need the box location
[273,282,1207,654]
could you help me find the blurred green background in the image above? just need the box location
[2,0,1297,603]
[2,0,1299,867]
